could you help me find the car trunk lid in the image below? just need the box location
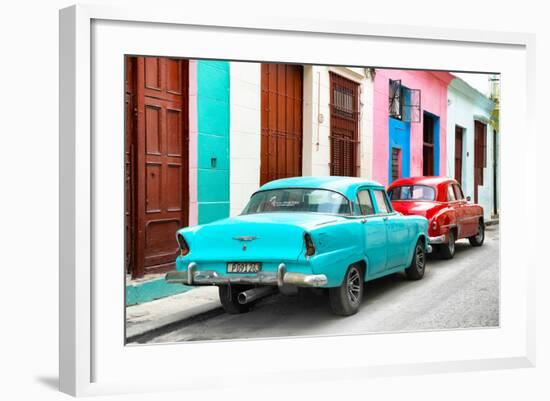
[189,213,345,262]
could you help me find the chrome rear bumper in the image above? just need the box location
[165,262,328,288]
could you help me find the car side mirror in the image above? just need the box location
[466,196,471,202]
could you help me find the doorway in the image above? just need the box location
[260,63,303,185]
[329,72,359,177]
[474,120,487,203]
[125,56,190,279]
[454,125,464,185]
[422,112,440,176]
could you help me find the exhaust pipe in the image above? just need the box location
[237,286,276,305]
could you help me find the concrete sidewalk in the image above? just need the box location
[126,285,221,340]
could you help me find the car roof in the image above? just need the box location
[387,176,458,202]
[388,176,457,188]
[258,176,384,199]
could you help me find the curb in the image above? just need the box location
[125,286,223,342]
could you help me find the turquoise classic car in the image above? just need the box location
[166,176,430,316]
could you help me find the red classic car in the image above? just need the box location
[387,177,484,259]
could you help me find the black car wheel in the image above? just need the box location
[468,221,485,247]
[440,230,455,259]
[329,264,364,316]
[405,239,426,280]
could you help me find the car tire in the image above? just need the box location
[468,221,485,247]
[439,230,455,259]
[218,284,252,314]
[405,239,426,280]
[329,264,364,316]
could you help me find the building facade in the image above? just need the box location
[125,57,376,280]
[228,63,375,215]
[124,56,498,303]
[372,69,454,186]
[446,77,498,221]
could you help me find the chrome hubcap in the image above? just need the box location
[415,246,425,270]
[346,268,362,304]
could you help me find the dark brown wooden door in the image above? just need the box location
[423,113,434,176]
[127,56,189,278]
[260,64,303,185]
[329,72,359,177]
[454,125,464,185]
[125,57,137,275]
[474,120,487,203]
[391,147,401,183]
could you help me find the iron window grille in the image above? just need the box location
[389,79,422,123]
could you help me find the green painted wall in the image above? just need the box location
[197,61,230,224]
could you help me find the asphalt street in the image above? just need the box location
[133,225,499,344]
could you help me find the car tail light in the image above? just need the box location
[304,233,316,256]
[177,233,190,256]
[432,221,437,231]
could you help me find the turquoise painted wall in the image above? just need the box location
[196,61,230,224]
[126,278,193,306]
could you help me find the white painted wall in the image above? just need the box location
[446,78,497,221]
[229,62,261,216]
[302,66,374,178]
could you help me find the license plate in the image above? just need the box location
[226,262,261,273]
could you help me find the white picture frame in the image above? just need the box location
[59,4,536,396]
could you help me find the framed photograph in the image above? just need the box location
[59,4,535,396]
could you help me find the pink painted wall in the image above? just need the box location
[188,60,198,226]
[372,69,454,186]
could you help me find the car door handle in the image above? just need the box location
[383,216,389,221]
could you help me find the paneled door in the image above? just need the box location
[260,64,303,186]
[329,72,359,177]
[474,120,487,204]
[423,112,435,176]
[127,56,189,278]
[454,125,464,185]
[125,57,136,275]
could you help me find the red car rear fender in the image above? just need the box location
[430,208,457,236]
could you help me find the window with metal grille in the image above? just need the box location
[391,147,401,183]
[329,72,359,177]
[389,79,421,123]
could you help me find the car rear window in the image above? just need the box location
[389,185,436,201]
[242,188,351,215]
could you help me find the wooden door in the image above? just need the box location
[454,126,463,185]
[391,147,401,183]
[474,120,487,203]
[329,72,359,177]
[125,57,137,275]
[127,56,189,278]
[423,113,434,176]
[260,64,303,186]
